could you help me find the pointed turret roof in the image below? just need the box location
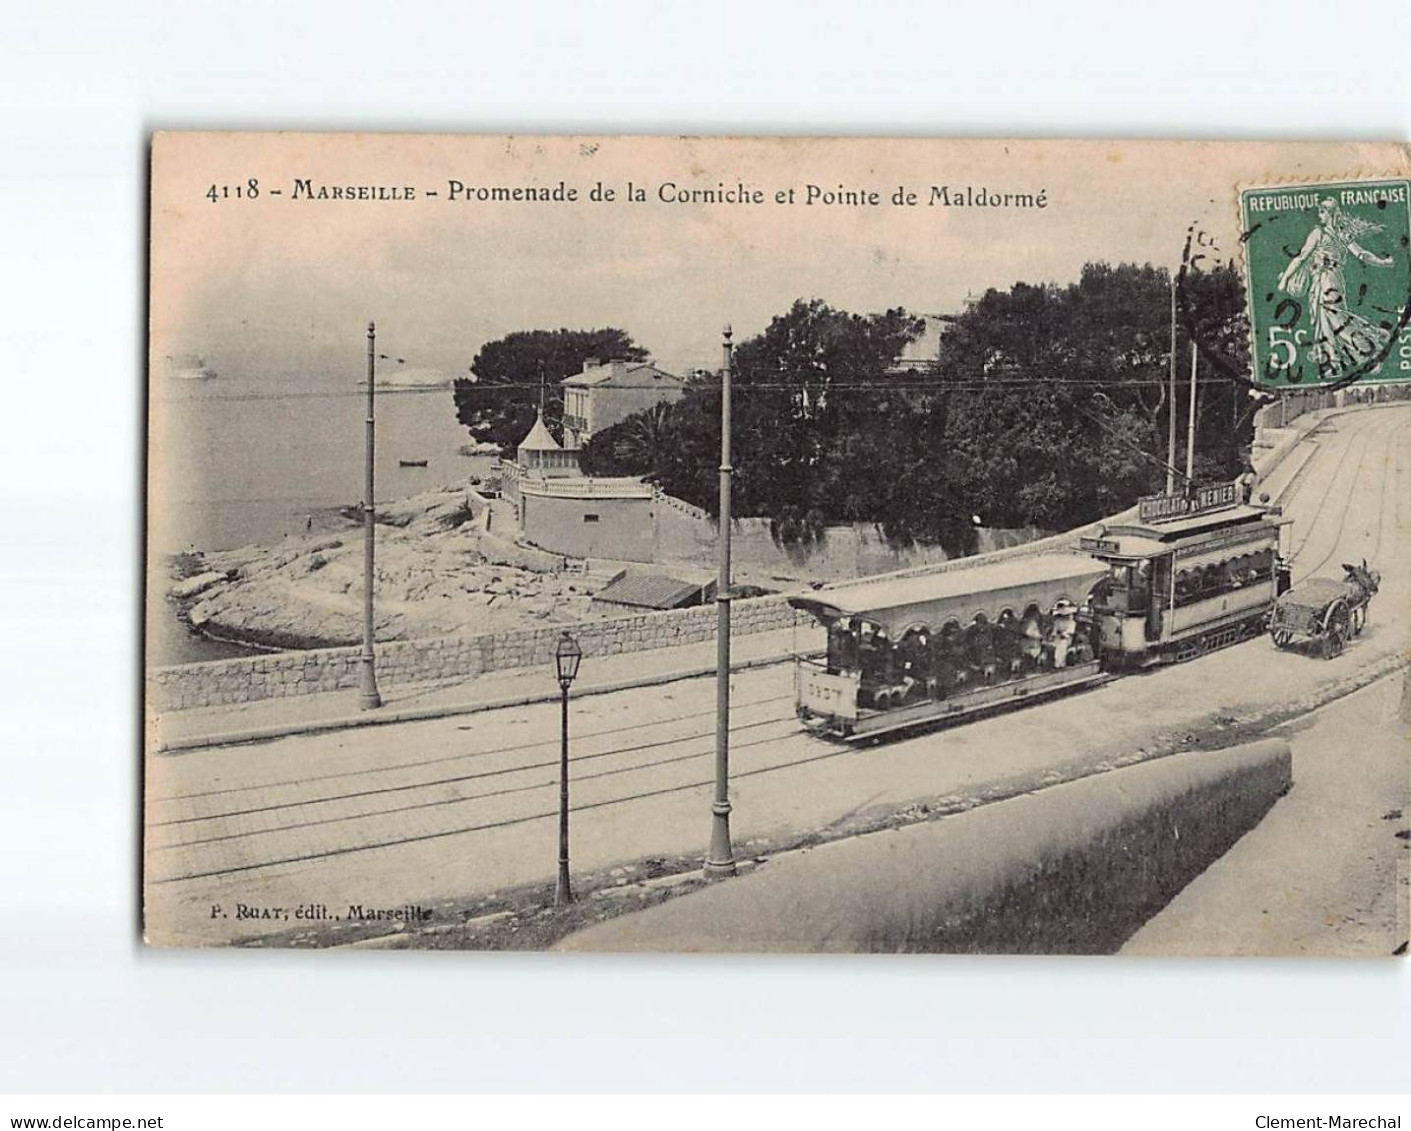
[517,411,562,453]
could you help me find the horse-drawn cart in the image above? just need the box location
[1269,562,1380,659]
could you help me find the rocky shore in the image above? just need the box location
[163,485,610,655]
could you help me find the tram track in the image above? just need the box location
[150,716,808,853]
[151,725,845,885]
[148,692,796,805]
[1365,410,1410,565]
[1285,413,1370,567]
[1292,409,1410,582]
[148,710,801,836]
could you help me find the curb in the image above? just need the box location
[155,647,818,753]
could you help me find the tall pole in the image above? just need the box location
[1167,273,1178,494]
[359,321,382,710]
[705,325,736,877]
[556,683,572,905]
[1185,340,1199,484]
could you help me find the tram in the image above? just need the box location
[1080,482,1291,666]
[788,481,1291,740]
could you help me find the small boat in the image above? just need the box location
[398,459,429,468]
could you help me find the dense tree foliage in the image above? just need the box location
[453,327,647,454]
[574,266,1257,555]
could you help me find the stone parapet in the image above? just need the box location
[149,594,809,712]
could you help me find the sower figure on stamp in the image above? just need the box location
[1278,198,1394,376]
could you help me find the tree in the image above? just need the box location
[729,299,926,529]
[578,401,675,478]
[566,268,1254,558]
[935,261,1254,529]
[453,328,648,454]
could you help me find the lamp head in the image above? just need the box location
[554,631,582,687]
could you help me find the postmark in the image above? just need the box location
[1239,178,1411,390]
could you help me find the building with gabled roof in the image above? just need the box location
[561,358,685,449]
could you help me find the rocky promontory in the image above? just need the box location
[165,486,608,653]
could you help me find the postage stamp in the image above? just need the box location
[1240,178,1411,389]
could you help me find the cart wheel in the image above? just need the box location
[1271,628,1293,649]
[1322,601,1351,659]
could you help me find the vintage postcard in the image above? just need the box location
[145,134,1411,954]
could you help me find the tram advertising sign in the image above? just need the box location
[1241,178,1411,389]
[1139,481,1239,524]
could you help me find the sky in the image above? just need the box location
[149,135,1411,382]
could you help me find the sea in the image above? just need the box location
[149,372,498,664]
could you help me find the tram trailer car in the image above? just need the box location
[788,482,1291,740]
[789,553,1112,740]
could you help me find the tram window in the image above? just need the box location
[1105,562,1151,613]
[1150,557,1172,610]
[1130,560,1152,612]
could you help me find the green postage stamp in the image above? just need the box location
[1241,178,1411,388]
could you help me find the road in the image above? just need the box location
[1121,669,1409,956]
[144,404,1411,946]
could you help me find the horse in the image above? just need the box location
[1341,559,1381,634]
[1341,559,1381,600]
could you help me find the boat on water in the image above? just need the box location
[164,353,217,381]
[398,459,429,468]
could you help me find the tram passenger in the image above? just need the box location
[1019,611,1044,671]
[1068,612,1096,665]
[994,612,1023,678]
[939,624,969,695]
[896,630,929,703]
[971,616,1000,685]
[1238,463,1258,504]
[1049,599,1078,668]
[857,623,889,691]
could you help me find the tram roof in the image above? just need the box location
[788,552,1108,635]
[1107,504,1271,541]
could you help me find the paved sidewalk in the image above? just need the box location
[150,623,823,752]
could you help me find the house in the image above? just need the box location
[561,358,685,449]
[887,302,978,374]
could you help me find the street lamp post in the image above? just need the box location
[359,321,382,710]
[554,631,582,906]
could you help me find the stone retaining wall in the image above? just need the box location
[558,738,1294,954]
[149,594,808,712]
